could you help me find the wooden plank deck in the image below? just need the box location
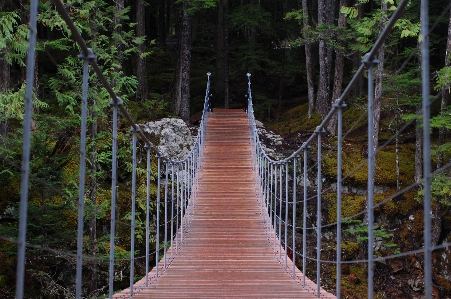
[114,109,336,298]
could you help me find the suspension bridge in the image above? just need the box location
[112,109,335,298]
[9,0,451,298]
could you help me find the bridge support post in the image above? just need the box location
[176,163,180,252]
[315,127,326,298]
[279,163,283,259]
[274,164,278,251]
[156,154,162,278]
[292,156,298,279]
[171,163,175,260]
[333,99,346,299]
[302,146,308,288]
[363,52,378,299]
[421,1,432,297]
[284,163,289,268]
[129,125,140,296]
[164,160,169,269]
[75,48,95,299]
[16,1,38,298]
[108,96,122,298]
[145,145,151,287]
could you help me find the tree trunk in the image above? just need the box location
[278,49,286,118]
[302,0,315,118]
[216,0,229,108]
[352,2,365,98]
[316,0,335,120]
[159,0,166,47]
[327,0,348,134]
[136,0,148,101]
[180,0,192,124]
[364,0,387,224]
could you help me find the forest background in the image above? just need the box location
[1,0,451,298]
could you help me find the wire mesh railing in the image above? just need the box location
[246,0,446,298]
[15,0,212,298]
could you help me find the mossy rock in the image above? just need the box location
[342,241,360,261]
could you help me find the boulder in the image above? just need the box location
[142,118,194,160]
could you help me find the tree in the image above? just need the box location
[317,0,336,120]
[136,0,149,101]
[327,0,349,134]
[173,0,193,124]
[216,0,229,108]
[303,0,315,118]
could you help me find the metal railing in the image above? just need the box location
[15,1,211,298]
[245,0,443,298]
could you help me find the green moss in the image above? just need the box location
[341,241,360,261]
[266,103,322,134]
[343,194,366,219]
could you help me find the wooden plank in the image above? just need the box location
[113,109,336,299]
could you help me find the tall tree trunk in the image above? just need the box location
[431,7,451,246]
[136,0,148,101]
[316,0,335,120]
[302,0,315,118]
[352,2,365,98]
[365,0,387,224]
[216,0,229,108]
[159,0,166,47]
[278,49,286,118]
[180,0,192,124]
[327,0,348,134]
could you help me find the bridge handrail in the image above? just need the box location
[244,1,433,298]
[16,1,212,298]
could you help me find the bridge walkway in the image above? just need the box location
[114,109,336,298]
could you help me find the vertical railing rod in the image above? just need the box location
[269,163,274,243]
[334,100,346,298]
[171,163,175,259]
[181,162,185,244]
[279,163,283,259]
[185,160,188,227]
[145,145,151,287]
[273,163,278,251]
[421,0,432,297]
[364,53,377,299]
[156,155,162,278]
[302,146,308,288]
[316,128,324,298]
[129,126,139,296]
[75,48,93,299]
[108,97,122,299]
[176,163,180,251]
[164,161,169,268]
[292,156,298,279]
[284,162,289,268]
[16,1,38,297]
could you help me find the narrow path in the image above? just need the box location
[114,109,336,298]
